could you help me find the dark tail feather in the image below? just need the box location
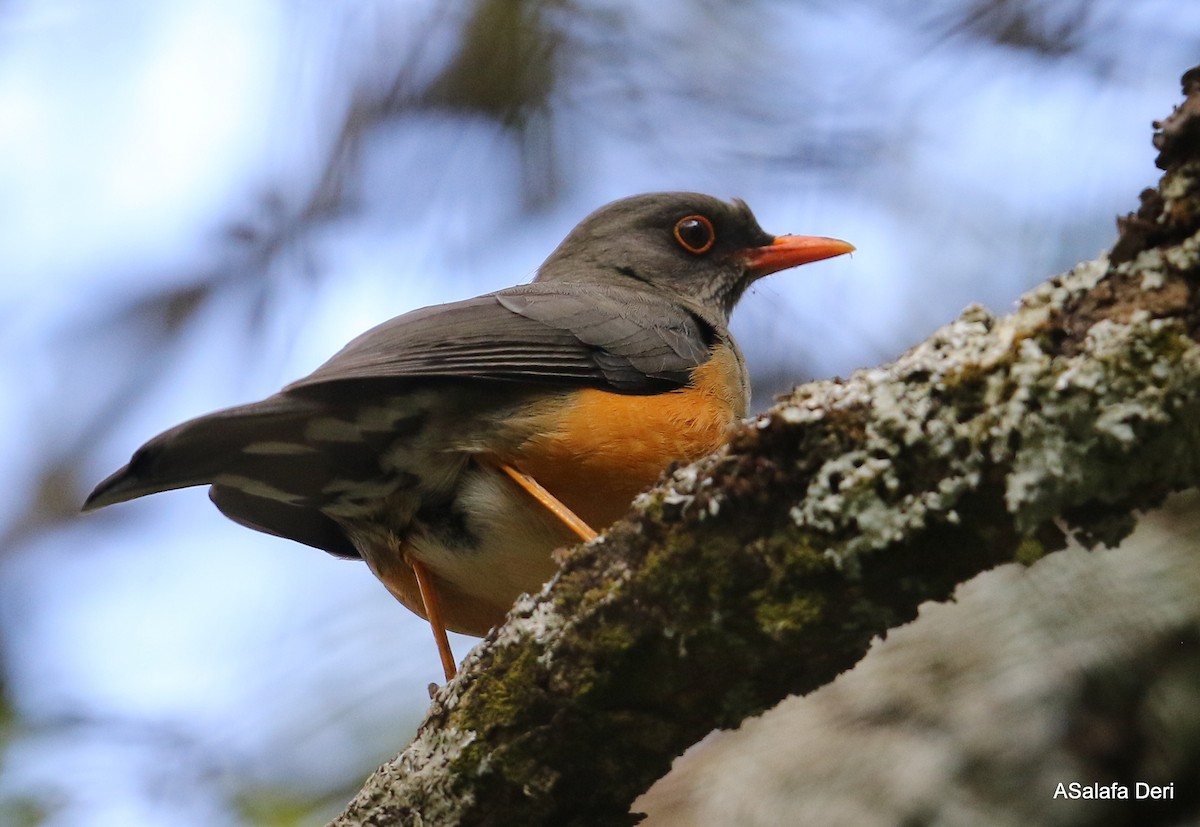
[82,394,320,511]
[209,485,359,558]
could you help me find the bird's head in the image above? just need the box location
[535,192,854,323]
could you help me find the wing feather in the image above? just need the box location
[285,284,715,396]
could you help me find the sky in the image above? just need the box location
[1,1,1198,824]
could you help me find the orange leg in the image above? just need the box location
[492,461,598,542]
[409,556,457,682]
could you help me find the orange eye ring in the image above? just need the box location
[673,214,715,254]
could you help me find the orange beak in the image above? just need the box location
[743,235,855,279]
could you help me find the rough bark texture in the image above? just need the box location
[636,490,1200,827]
[331,68,1200,827]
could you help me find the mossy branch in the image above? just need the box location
[635,491,1200,825]
[331,67,1200,827]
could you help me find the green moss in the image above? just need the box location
[1014,536,1047,565]
[754,595,824,635]
[462,642,550,733]
[638,530,735,610]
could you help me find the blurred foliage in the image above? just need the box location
[0,672,49,827]
[426,0,559,124]
[0,799,49,827]
[425,0,563,205]
[237,788,346,827]
[1,670,12,748]
[954,0,1091,55]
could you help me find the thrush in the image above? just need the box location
[84,192,853,680]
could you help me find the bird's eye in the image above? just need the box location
[673,215,715,254]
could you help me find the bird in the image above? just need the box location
[83,192,854,681]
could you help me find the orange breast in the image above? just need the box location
[506,343,747,528]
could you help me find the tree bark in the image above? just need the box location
[635,490,1200,826]
[331,67,1200,827]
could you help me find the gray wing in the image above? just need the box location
[84,283,717,560]
[285,283,715,395]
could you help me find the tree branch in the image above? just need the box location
[331,66,1200,826]
[636,490,1200,825]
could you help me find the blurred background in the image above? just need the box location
[0,1,1197,824]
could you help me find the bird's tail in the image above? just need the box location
[82,394,319,511]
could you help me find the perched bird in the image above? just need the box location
[84,192,853,680]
